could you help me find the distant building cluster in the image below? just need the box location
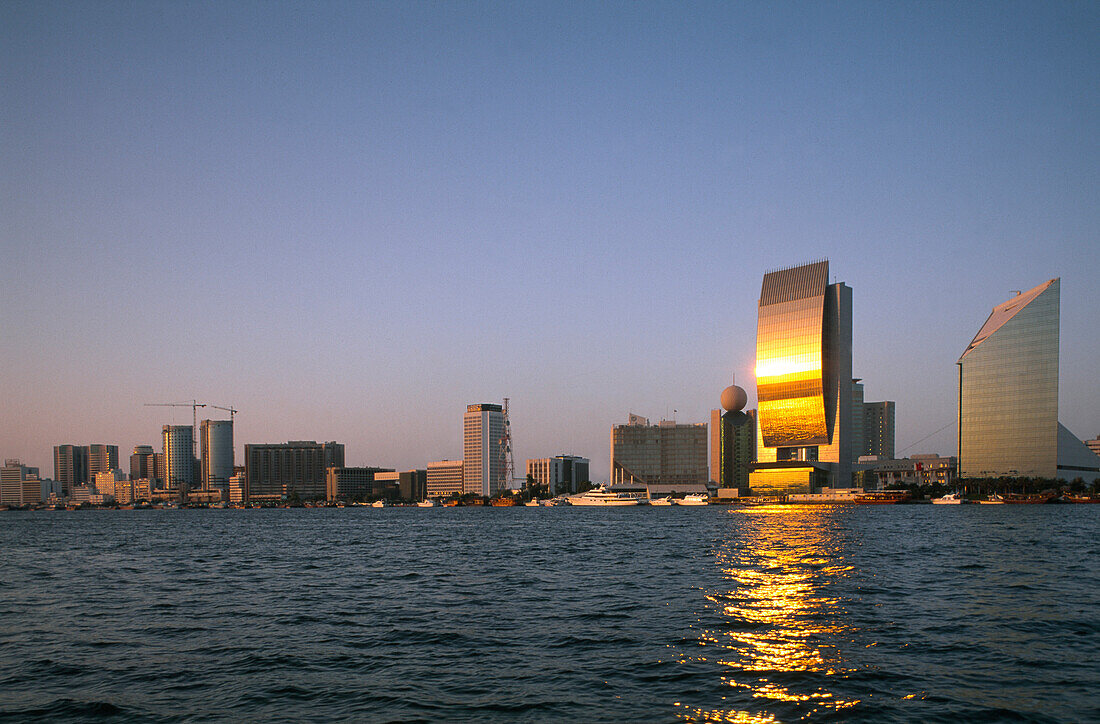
[5,262,1098,510]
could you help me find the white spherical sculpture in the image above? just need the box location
[720,384,747,412]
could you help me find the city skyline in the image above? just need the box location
[2,3,1098,481]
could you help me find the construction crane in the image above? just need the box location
[144,400,206,461]
[209,405,238,423]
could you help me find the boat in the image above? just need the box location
[416,500,439,507]
[489,497,516,507]
[1002,493,1056,504]
[676,494,710,506]
[524,500,540,507]
[1063,494,1100,504]
[854,491,911,504]
[931,492,971,505]
[979,494,1006,504]
[568,486,640,506]
[371,499,388,508]
[648,497,673,506]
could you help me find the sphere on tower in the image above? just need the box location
[720,384,747,412]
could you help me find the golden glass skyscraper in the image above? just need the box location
[751,260,853,493]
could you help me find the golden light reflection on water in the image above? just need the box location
[676,506,862,722]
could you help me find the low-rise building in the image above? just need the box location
[374,470,428,501]
[1,459,41,506]
[325,466,393,501]
[526,455,590,495]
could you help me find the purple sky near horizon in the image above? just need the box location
[2,1,1097,482]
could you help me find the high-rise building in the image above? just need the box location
[710,408,755,492]
[427,460,464,498]
[611,415,708,493]
[129,445,159,483]
[246,441,338,501]
[751,260,854,494]
[87,444,119,480]
[199,419,234,492]
[162,425,196,492]
[1,459,41,506]
[53,444,88,496]
[526,455,590,496]
[463,404,505,497]
[958,278,1100,479]
[862,401,895,459]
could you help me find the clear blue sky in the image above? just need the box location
[2,1,1097,481]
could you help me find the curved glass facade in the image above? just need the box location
[756,261,829,447]
[958,279,1059,478]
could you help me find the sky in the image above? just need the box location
[2,1,1097,482]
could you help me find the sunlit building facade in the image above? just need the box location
[751,260,853,493]
[463,404,505,497]
[958,278,1100,479]
[526,455,591,496]
[710,408,755,492]
[427,460,464,498]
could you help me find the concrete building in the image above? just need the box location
[162,425,196,493]
[427,460,464,498]
[94,469,127,499]
[751,260,854,495]
[1,459,41,506]
[53,444,87,496]
[199,419,234,492]
[958,279,1100,479]
[246,441,343,501]
[129,445,159,483]
[131,479,152,502]
[611,414,708,494]
[526,455,590,496]
[325,466,393,501]
[229,472,247,503]
[464,403,505,497]
[374,470,428,501]
[862,401,895,459]
[710,408,754,493]
[1088,436,1100,459]
[87,444,119,481]
[859,455,958,489]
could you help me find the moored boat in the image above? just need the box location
[568,486,640,506]
[1002,493,1056,504]
[676,494,710,506]
[648,496,673,506]
[1062,494,1100,503]
[855,491,910,504]
[979,494,1006,504]
[932,492,971,505]
[416,500,439,507]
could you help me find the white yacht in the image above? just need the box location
[416,499,439,507]
[568,486,641,506]
[524,500,540,507]
[931,492,971,505]
[371,499,388,508]
[676,494,710,506]
[648,496,673,506]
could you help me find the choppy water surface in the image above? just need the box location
[1,506,1098,722]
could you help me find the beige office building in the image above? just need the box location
[427,460,464,498]
[463,404,505,497]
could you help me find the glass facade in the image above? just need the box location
[756,261,830,447]
[958,279,1059,478]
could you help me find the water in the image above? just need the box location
[1,505,1098,723]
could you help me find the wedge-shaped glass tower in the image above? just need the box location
[958,280,1060,478]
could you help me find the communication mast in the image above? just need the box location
[500,397,517,493]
